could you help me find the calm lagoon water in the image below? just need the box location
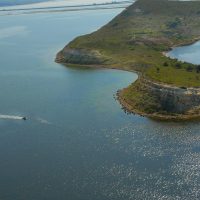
[0,8,200,200]
[168,40,200,65]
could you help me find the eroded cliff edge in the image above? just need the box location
[56,0,200,120]
[118,77,200,120]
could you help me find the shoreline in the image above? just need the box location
[55,0,200,121]
[117,39,200,121]
[56,37,200,121]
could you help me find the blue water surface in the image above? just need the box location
[0,7,200,200]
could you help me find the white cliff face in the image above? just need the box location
[141,78,200,114]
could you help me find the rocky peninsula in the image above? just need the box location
[56,0,200,120]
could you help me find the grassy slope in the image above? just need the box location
[57,0,200,118]
[67,0,200,87]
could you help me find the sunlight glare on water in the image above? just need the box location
[0,5,200,200]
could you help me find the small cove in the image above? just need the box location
[168,40,200,65]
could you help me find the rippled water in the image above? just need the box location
[1,8,200,200]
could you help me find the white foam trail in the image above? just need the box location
[0,114,25,120]
[0,115,53,124]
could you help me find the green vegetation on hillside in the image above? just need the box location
[56,0,200,119]
[64,0,200,87]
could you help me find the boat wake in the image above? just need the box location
[0,114,26,120]
[0,114,52,125]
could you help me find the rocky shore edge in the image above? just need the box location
[117,76,200,121]
[55,48,200,121]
